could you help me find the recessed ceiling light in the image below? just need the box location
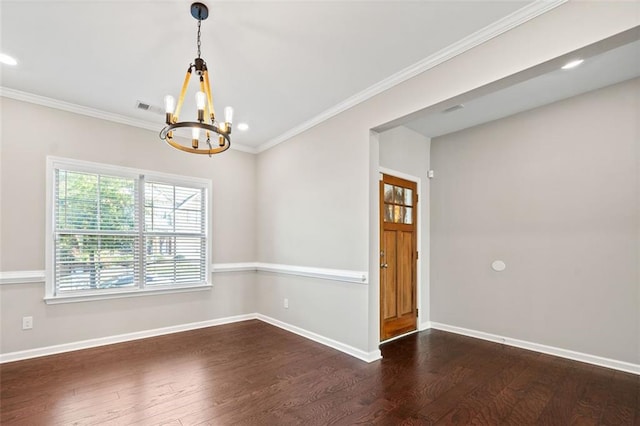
[237,123,249,131]
[561,59,584,70]
[0,53,17,66]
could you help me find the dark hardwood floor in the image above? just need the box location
[0,320,638,425]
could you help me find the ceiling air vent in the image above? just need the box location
[135,100,163,115]
[443,104,465,113]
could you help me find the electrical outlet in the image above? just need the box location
[283,298,289,309]
[22,316,33,330]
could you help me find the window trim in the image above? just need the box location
[45,156,212,302]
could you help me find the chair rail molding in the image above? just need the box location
[0,270,46,285]
[1,263,368,285]
[255,263,368,284]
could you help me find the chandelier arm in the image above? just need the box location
[199,77,210,123]
[203,70,216,121]
[173,68,193,122]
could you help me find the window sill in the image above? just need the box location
[44,283,212,304]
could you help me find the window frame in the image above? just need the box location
[45,156,212,304]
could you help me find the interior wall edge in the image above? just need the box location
[256,314,382,363]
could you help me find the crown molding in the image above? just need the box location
[0,87,160,131]
[0,87,257,154]
[256,0,568,153]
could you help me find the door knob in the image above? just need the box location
[380,263,388,269]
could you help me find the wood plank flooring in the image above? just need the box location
[0,320,638,425]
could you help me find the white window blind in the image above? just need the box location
[49,158,210,299]
[144,181,207,286]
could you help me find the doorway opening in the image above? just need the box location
[380,173,418,341]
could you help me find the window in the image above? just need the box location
[46,157,211,302]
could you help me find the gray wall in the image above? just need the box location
[430,77,640,364]
[256,2,638,355]
[0,98,257,354]
[378,126,431,326]
[255,115,372,352]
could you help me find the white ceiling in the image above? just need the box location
[404,37,640,138]
[0,0,545,152]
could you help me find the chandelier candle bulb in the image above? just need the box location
[224,106,234,124]
[196,91,206,109]
[164,95,175,124]
[164,95,175,113]
[196,91,206,122]
[192,127,200,148]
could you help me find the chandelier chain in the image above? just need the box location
[197,19,202,59]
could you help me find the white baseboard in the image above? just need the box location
[428,322,640,376]
[0,314,255,364]
[3,313,635,374]
[0,313,381,365]
[256,314,382,363]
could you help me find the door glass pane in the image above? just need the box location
[404,188,413,206]
[384,184,394,203]
[394,186,404,204]
[384,204,393,222]
[404,207,413,224]
[394,205,404,223]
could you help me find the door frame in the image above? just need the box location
[378,166,423,342]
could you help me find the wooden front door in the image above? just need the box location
[380,174,418,341]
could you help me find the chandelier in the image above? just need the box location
[160,2,233,155]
